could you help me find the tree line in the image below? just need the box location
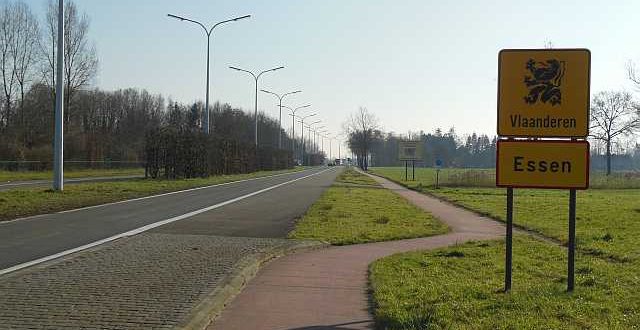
[0,0,325,171]
[345,107,639,172]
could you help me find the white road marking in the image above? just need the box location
[0,167,335,276]
[1,168,316,225]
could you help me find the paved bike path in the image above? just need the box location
[209,172,505,330]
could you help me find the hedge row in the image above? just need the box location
[144,128,293,179]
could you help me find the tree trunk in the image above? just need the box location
[606,140,612,176]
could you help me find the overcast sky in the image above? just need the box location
[32,0,640,140]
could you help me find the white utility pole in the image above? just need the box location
[53,0,64,191]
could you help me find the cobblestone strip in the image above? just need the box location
[0,234,320,329]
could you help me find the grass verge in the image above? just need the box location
[0,167,303,221]
[288,168,448,245]
[0,168,145,182]
[370,167,640,262]
[370,235,640,329]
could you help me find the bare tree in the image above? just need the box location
[627,61,640,90]
[0,2,18,124]
[343,107,379,170]
[10,1,39,123]
[42,0,98,124]
[590,91,639,175]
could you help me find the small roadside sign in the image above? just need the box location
[498,49,591,138]
[398,141,422,161]
[496,140,589,189]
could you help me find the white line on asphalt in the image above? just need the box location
[1,168,318,225]
[0,167,335,276]
[56,168,316,214]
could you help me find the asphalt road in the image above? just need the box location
[0,167,341,271]
[0,175,144,191]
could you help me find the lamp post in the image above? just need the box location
[168,13,250,134]
[308,122,322,154]
[283,104,311,157]
[229,65,284,147]
[261,90,301,149]
[313,126,325,153]
[298,114,317,165]
[53,0,64,191]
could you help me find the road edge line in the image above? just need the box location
[0,167,335,276]
[1,167,315,224]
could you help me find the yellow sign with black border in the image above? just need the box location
[498,49,590,138]
[496,140,589,189]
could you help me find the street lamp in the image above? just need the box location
[261,89,301,149]
[313,126,326,153]
[297,113,317,165]
[283,104,311,159]
[53,0,64,191]
[308,122,322,155]
[168,13,250,134]
[229,65,285,147]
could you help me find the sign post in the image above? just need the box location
[435,159,443,189]
[497,48,590,293]
[399,141,422,181]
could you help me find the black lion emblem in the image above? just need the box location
[523,58,565,106]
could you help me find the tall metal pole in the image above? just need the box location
[168,14,250,134]
[229,66,284,147]
[254,76,258,146]
[205,35,210,133]
[261,90,301,149]
[53,0,64,191]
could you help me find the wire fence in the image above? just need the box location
[0,161,145,172]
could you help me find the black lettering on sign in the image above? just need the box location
[510,157,573,173]
[514,156,524,171]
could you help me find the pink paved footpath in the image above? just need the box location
[208,173,505,330]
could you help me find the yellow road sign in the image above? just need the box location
[496,140,589,189]
[398,141,422,161]
[498,49,590,138]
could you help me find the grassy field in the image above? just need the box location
[370,236,640,329]
[0,168,145,182]
[0,167,303,221]
[370,167,640,262]
[370,166,640,189]
[288,168,448,245]
[369,166,640,328]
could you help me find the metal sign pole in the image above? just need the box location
[568,188,577,292]
[405,161,408,181]
[505,187,513,292]
[412,160,415,181]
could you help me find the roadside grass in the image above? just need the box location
[0,168,303,221]
[370,167,640,262]
[369,166,640,328]
[370,235,640,329]
[289,168,448,245]
[370,166,640,189]
[0,168,145,182]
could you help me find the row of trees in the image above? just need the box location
[344,104,640,173]
[0,0,325,171]
[343,108,497,169]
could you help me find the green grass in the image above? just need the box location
[0,168,145,182]
[370,166,640,189]
[369,166,640,328]
[370,236,640,329]
[0,168,303,221]
[370,167,640,262]
[289,169,448,245]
